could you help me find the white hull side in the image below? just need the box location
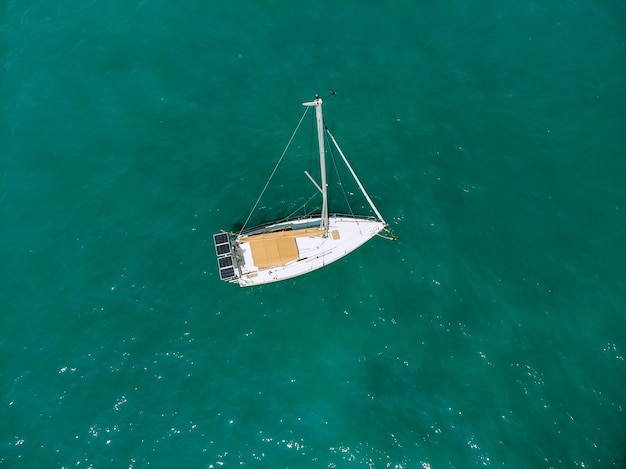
[233,217,385,287]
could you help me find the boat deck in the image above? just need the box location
[241,228,342,269]
[230,217,384,286]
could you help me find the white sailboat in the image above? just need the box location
[213,92,394,287]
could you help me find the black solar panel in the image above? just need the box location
[218,256,233,268]
[213,233,228,244]
[213,232,237,282]
[219,266,235,280]
[216,243,231,255]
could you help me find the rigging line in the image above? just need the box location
[266,193,320,227]
[325,127,387,225]
[285,191,320,220]
[238,106,311,236]
[326,132,355,218]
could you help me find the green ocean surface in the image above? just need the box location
[2,1,625,467]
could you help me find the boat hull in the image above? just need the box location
[222,216,385,287]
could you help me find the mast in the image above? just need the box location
[303,95,329,232]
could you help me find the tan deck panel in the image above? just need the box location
[249,237,300,269]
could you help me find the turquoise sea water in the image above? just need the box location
[2,1,625,467]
